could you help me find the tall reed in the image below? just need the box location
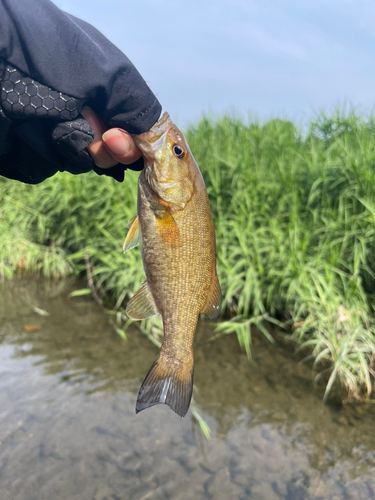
[2,108,375,401]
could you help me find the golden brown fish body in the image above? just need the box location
[124,112,221,417]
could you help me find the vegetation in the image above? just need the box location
[2,108,375,403]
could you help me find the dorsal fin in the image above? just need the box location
[201,274,221,320]
[126,281,159,320]
[123,215,140,253]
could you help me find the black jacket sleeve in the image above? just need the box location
[0,0,162,183]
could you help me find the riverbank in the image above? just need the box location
[1,108,375,402]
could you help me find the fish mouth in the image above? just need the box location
[146,111,172,141]
[152,112,170,129]
[134,112,172,152]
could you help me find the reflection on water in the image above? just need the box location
[0,279,375,500]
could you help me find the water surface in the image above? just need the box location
[0,279,374,500]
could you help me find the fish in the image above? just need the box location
[124,112,221,417]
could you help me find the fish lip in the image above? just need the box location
[153,111,170,129]
[134,112,172,144]
[125,113,171,139]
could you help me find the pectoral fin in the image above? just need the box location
[126,281,159,320]
[201,274,222,320]
[123,215,140,253]
[155,211,181,247]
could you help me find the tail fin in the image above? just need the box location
[136,356,194,417]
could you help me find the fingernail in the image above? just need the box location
[102,130,130,156]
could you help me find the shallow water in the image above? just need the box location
[0,279,375,500]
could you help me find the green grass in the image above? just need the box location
[2,107,375,403]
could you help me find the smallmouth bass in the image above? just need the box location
[124,112,221,417]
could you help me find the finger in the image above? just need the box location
[52,118,94,173]
[102,128,142,165]
[81,106,118,169]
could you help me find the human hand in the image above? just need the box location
[0,0,161,184]
[81,107,141,169]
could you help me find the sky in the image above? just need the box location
[55,0,375,127]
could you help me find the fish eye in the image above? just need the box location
[172,144,186,159]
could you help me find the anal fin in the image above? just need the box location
[201,274,222,320]
[136,355,194,417]
[126,281,159,320]
[123,215,140,253]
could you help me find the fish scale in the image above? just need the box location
[124,112,221,417]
